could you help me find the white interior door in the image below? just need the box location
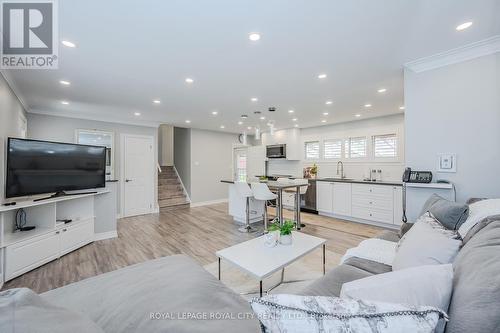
[233,148,248,181]
[122,134,154,217]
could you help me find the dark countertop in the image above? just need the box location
[314,178,402,186]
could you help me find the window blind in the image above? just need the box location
[324,139,342,159]
[373,134,397,157]
[305,141,320,159]
[345,137,366,158]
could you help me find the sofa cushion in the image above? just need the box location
[297,264,373,297]
[393,218,461,271]
[376,230,401,243]
[0,288,103,333]
[420,194,469,230]
[341,264,453,312]
[445,219,500,333]
[458,198,500,238]
[343,257,392,275]
[42,255,259,333]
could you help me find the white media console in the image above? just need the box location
[0,189,117,289]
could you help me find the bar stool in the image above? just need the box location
[292,178,309,229]
[251,182,278,233]
[234,181,257,233]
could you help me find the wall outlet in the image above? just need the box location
[438,153,456,173]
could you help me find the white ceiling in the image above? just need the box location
[3,0,500,133]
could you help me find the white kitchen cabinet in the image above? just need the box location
[332,182,352,216]
[316,181,333,213]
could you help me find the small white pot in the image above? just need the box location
[280,234,292,245]
[264,231,279,247]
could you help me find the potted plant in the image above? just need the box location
[279,220,295,245]
[310,163,318,179]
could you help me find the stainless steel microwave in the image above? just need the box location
[266,144,286,158]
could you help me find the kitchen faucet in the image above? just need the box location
[336,161,345,179]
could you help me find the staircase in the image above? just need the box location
[158,166,189,210]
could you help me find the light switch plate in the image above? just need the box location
[438,153,456,173]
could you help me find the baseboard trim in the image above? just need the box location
[190,198,228,207]
[94,231,118,241]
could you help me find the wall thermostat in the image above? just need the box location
[438,153,456,173]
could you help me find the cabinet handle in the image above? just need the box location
[369,201,373,204]
[55,231,60,234]
[63,228,67,232]
[369,189,372,192]
[369,213,373,217]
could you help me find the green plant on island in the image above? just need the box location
[267,223,280,232]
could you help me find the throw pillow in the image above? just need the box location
[396,212,458,250]
[250,294,446,333]
[340,264,453,312]
[393,219,461,271]
[458,198,500,238]
[420,194,469,230]
[0,288,104,333]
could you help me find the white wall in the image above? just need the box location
[158,124,174,166]
[0,74,26,203]
[405,52,500,220]
[27,113,159,214]
[189,129,239,204]
[263,114,405,181]
[173,127,191,196]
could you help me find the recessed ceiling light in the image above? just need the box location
[399,106,405,110]
[61,101,69,105]
[59,80,70,85]
[241,114,248,119]
[185,78,194,84]
[248,33,261,41]
[364,104,372,108]
[294,124,299,128]
[456,21,473,31]
[61,40,76,48]
[134,112,141,116]
[323,112,329,116]
[321,120,327,123]
[260,116,266,120]
[325,101,333,105]
[211,111,218,115]
[185,120,191,123]
[355,114,361,118]
[238,121,243,125]
[247,126,252,130]
[377,88,387,93]
[288,109,294,113]
[318,74,327,79]
[220,125,225,129]
[251,97,258,102]
[153,99,161,104]
[292,118,297,121]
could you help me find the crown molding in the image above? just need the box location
[405,35,500,73]
[29,109,161,128]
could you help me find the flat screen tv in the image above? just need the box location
[6,138,106,198]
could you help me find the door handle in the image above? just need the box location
[125,179,132,182]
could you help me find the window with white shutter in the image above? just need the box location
[373,134,397,158]
[323,139,342,159]
[305,141,320,159]
[345,137,367,158]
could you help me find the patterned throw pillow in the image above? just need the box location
[250,294,447,333]
[396,212,459,251]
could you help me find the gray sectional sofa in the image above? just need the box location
[298,216,500,333]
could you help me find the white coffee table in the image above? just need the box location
[216,231,326,297]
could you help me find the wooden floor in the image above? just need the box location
[2,203,386,293]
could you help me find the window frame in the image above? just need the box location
[323,138,343,160]
[372,133,398,159]
[304,140,320,160]
[345,136,367,159]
